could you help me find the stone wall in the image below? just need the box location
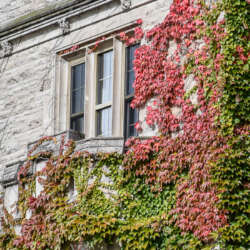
[0,0,174,218]
[0,39,56,181]
[0,0,68,25]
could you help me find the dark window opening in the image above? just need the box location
[124,44,139,139]
[70,63,85,134]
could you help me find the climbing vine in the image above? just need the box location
[0,0,249,249]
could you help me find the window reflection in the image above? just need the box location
[96,50,113,136]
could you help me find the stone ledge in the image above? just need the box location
[1,130,154,187]
[27,130,84,156]
[1,131,124,186]
[0,161,26,188]
[75,136,124,154]
[0,0,114,40]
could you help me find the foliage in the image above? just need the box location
[0,0,249,249]
[0,208,17,249]
[0,137,202,249]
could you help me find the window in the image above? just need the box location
[96,50,113,137]
[56,33,140,139]
[124,44,139,138]
[70,62,85,134]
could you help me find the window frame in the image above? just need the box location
[55,26,140,139]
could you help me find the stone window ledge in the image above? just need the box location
[1,131,124,187]
[1,130,153,187]
[0,161,26,188]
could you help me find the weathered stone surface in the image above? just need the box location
[0,159,33,188]
[27,130,84,156]
[0,0,177,242]
[0,40,55,178]
[75,137,124,154]
[0,0,68,25]
[0,0,172,192]
[4,184,19,218]
[1,161,23,187]
[35,161,46,196]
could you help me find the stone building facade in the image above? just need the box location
[0,0,172,236]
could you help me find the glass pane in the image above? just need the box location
[125,100,138,138]
[71,91,81,114]
[126,44,139,96]
[129,124,137,137]
[71,63,85,115]
[71,90,84,114]
[72,63,85,90]
[103,51,113,77]
[128,46,134,70]
[98,77,112,104]
[129,104,138,123]
[70,115,84,133]
[127,70,135,95]
[97,107,112,137]
[97,50,113,104]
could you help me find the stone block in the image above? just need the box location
[1,161,24,187]
[4,184,19,219]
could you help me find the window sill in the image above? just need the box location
[75,136,124,154]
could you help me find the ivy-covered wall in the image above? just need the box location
[0,0,249,249]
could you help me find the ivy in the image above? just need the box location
[0,0,249,249]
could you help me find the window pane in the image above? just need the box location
[103,51,113,77]
[125,100,138,138]
[127,70,135,95]
[70,115,84,133]
[97,50,113,104]
[72,63,85,90]
[125,45,139,138]
[97,107,112,137]
[129,124,137,137]
[129,103,138,124]
[71,90,84,114]
[98,77,112,104]
[126,44,139,96]
[71,63,85,115]
[71,63,85,134]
